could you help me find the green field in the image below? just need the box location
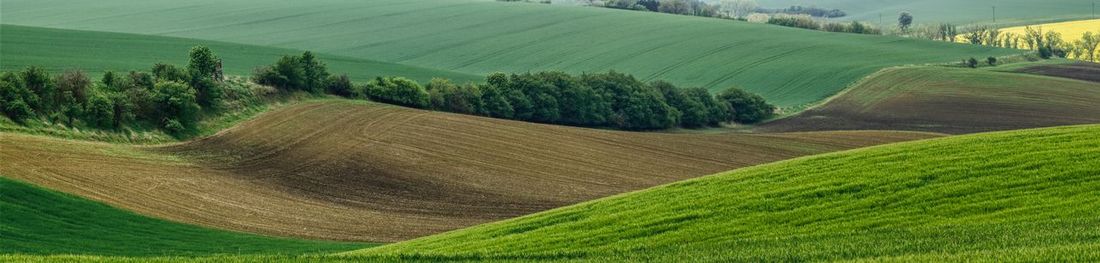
[349,124,1100,261]
[759,0,1097,25]
[0,25,481,84]
[0,176,369,256]
[0,0,1018,107]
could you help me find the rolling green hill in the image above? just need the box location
[1,0,1017,107]
[0,176,368,256]
[0,25,480,84]
[351,124,1100,261]
[759,0,1095,25]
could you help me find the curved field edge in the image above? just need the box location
[351,124,1100,261]
[7,245,1100,263]
[758,65,1100,134]
[0,176,370,257]
[0,100,940,242]
[0,0,1019,107]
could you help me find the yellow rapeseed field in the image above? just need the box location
[1001,19,1100,45]
[999,19,1100,61]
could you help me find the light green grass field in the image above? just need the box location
[0,176,371,257]
[758,0,1097,25]
[0,0,1018,107]
[0,25,481,84]
[346,124,1100,261]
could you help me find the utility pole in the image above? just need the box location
[992,6,996,23]
[879,13,883,31]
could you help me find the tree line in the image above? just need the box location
[253,55,775,130]
[1,46,227,136]
[2,46,776,136]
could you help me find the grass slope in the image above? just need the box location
[759,0,1096,25]
[0,100,938,242]
[1,0,1016,107]
[0,176,367,256]
[353,124,1100,262]
[0,25,481,84]
[759,65,1100,134]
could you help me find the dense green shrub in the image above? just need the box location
[365,76,429,108]
[426,78,484,115]
[0,73,38,123]
[19,66,53,113]
[188,46,219,79]
[83,92,115,128]
[152,81,201,134]
[152,63,189,83]
[252,52,330,93]
[717,87,775,124]
[767,15,819,30]
[325,74,357,98]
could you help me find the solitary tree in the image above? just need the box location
[986,57,998,66]
[898,12,913,33]
[188,46,219,79]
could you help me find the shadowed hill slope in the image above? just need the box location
[0,100,938,242]
[0,0,1016,107]
[0,177,366,256]
[759,66,1100,134]
[354,124,1100,261]
[1014,62,1100,83]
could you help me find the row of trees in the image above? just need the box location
[916,23,1100,61]
[3,46,775,135]
[1,46,226,135]
[253,56,776,130]
[766,15,880,35]
[596,0,845,20]
[756,5,846,18]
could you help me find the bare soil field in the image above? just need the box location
[0,100,938,242]
[1015,62,1100,83]
[759,67,1100,134]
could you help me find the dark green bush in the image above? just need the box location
[717,87,775,124]
[365,76,429,108]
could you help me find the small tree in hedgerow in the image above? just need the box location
[898,12,913,33]
[716,87,774,124]
[188,46,223,108]
[966,57,979,68]
[152,81,201,135]
[987,57,998,66]
[188,46,219,79]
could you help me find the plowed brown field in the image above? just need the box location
[760,66,1100,134]
[1016,62,1100,83]
[0,100,939,242]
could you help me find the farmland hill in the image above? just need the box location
[354,124,1100,261]
[0,25,480,84]
[759,65,1100,134]
[0,100,938,242]
[1015,62,1100,83]
[0,176,365,256]
[0,0,1016,107]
